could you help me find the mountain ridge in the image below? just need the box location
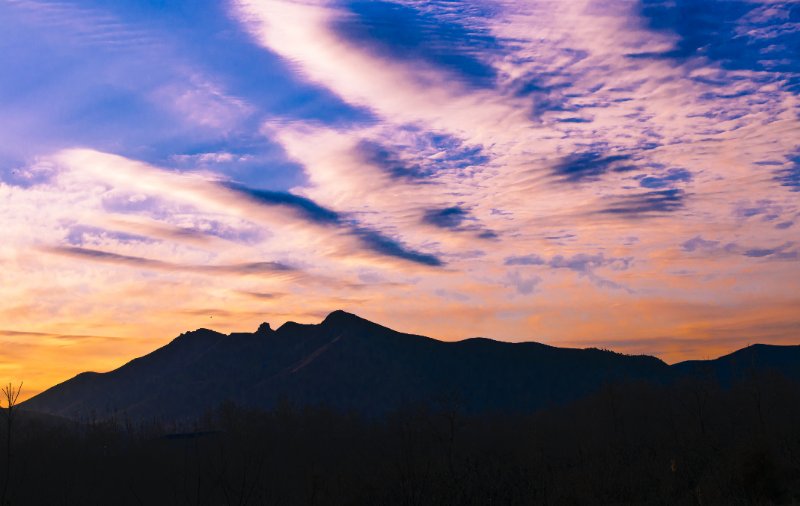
[21,310,799,421]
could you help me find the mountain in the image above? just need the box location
[20,310,800,421]
[672,343,800,384]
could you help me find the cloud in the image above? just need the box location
[599,189,686,216]
[171,152,252,165]
[503,252,632,290]
[2,162,59,188]
[681,236,720,252]
[238,291,285,300]
[223,181,342,225]
[775,153,800,191]
[232,0,531,144]
[350,227,443,267]
[355,140,435,182]
[32,148,443,271]
[505,270,542,295]
[0,329,122,341]
[638,168,693,189]
[504,254,546,266]
[64,225,154,247]
[421,205,497,240]
[45,246,297,276]
[332,0,499,89]
[223,180,444,267]
[548,253,633,274]
[634,0,800,93]
[552,151,636,184]
[354,135,489,184]
[680,235,799,262]
[743,242,796,259]
[422,206,469,229]
[733,199,785,221]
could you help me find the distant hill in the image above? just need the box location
[672,343,800,384]
[20,310,800,421]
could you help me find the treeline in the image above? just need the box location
[2,372,800,505]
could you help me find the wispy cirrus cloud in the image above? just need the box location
[223,180,444,266]
[504,252,633,290]
[44,246,298,276]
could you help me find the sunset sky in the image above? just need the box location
[1,0,799,399]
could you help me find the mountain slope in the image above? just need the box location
[672,343,800,384]
[21,311,796,421]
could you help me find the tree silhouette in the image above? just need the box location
[1,382,22,506]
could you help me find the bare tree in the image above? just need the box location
[1,382,22,506]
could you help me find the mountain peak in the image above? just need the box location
[321,309,365,327]
[182,328,222,339]
[256,322,273,335]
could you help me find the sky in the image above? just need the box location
[1,0,799,399]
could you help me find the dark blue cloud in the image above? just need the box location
[422,206,469,229]
[333,1,499,88]
[356,141,433,182]
[419,132,490,170]
[638,168,693,189]
[223,182,342,225]
[557,117,593,124]
[545,232,577,242]
[553,151,636,183]
[356,133,489,184]
[351,227,443,267]
[476,230,499,240]
[509,50,589,118]
[775,152,800,191]
[600,189,686,216]
[745,247,781,258]
[223,181,443,267]
[515,81,573,117]
[421,204,496,239]
[742,242,796,260]
[634,1,800,93]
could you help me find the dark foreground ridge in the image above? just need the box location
[21,310,800,421]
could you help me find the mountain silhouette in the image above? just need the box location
[672,343,800,384]
[21,310,800,421]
